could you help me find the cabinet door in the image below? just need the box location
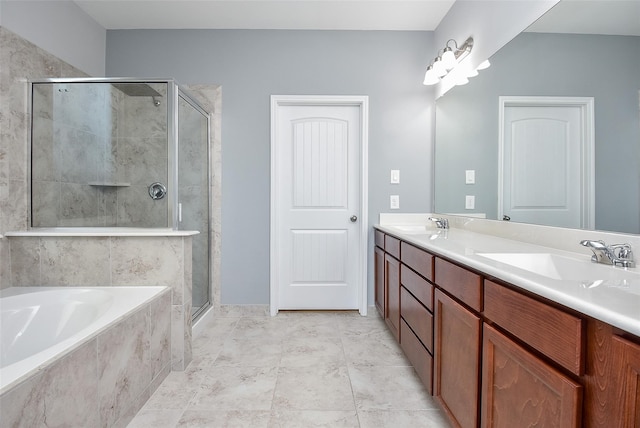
[481,324,583,428]
[434,289,481,428]
[374,246,385,317]
[612,335,640,428]
[385,253,400,341]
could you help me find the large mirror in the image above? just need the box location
[434,0,640,234]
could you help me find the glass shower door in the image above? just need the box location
[177,92,210,318]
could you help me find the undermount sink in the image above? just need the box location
[477,252,639,282]
[391,225,430,233]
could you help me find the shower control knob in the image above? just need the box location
[148,182,167,200]
[350,215,358,223]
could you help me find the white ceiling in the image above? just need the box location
[74,0,456,31]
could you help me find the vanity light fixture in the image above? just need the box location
[423,37,490,86]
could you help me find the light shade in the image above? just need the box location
[423,66,440,85]
[441,47,457,70]
[432,57,447,77]
[477,59,491,70]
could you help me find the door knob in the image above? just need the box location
[350,215,358,222]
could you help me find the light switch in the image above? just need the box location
[465,195,475,210]
[390,170,400,184]
[390,195,400,209]
[465,170,475,184]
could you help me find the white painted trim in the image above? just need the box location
[270,95,369,317]
[498,96,595,229]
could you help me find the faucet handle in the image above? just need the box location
[611,244,634,261]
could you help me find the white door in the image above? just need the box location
[499,96,594,229]
[271,96,368,315]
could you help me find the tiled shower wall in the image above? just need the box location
[30,81,169,228]
[0,26,89,289]
[0,27,224,328]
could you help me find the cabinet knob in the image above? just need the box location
[350,215,358,223]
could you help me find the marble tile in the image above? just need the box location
[348,366,435,411]
[217,304,270,317]
[284,315,343,338]
[39,338,100,427]
[230,316,289,340]
[172,305,186,370]
[58,125,100,183]
[269,410,359,428]
[40,237,110,286]
[111,237,184,300]
[115,185,169,228]
[0,339,99,427]
[273,365,355,411]
[213,336,283,367]
[98,308,151,427]
[117,89,167,140]
[280,336,346,367]
[8,237,40,286]
[31,180,61,227]
[149,290,172,380]
[357,410,451,428]
[59,183,100,226]
[338,316,393,341]
[189,366,278,411]
[342,337,410,367]
[0,371,47,427]
[0,239,10,289]
[115,136,167,185]
[126,409,183,428]
[178,410,271,428]
[141,371,200,411]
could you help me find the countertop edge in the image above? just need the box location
[375,224,640,338]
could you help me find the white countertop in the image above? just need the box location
[376,223,640,338]
[4,228,200,237]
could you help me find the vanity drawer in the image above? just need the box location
[385,235,401,259]
[374,230,385,248]
[434,258,483,312]
[401,242,434,281]
[401,264,433,311]
[401,286,433,353]
[400,318,433,394]
[484,279,584,375]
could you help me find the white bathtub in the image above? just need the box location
[0,286,168,394]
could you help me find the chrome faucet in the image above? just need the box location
[580,240,635,268]
[429,217,449,229]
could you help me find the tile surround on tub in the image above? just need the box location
[0,288,171,428]
[6,234,193,371]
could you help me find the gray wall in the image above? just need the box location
[435,32,640,234]
[0,0,106,76]
[106,29,435,305]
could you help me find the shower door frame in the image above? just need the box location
[173,83,213,321]
[27,77,213,320]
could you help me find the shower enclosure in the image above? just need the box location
[29,78,211,320]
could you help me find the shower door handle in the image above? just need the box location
[148,182,167,200]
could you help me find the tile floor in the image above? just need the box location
[127,310,451,427]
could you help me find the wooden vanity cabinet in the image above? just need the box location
[434,288,482,428]
[384,235,401,341]
[583,319,640,427]
[481,324,583,428]
[399,243,435,394]
[374,244,385,317]
[373,228,640,428]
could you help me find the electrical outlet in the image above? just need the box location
[465,195,475,209]
[390,195,400,209]
[390,170,400,184]
[465,170,475,184]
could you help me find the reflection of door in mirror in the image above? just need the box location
[498,96,594,229]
